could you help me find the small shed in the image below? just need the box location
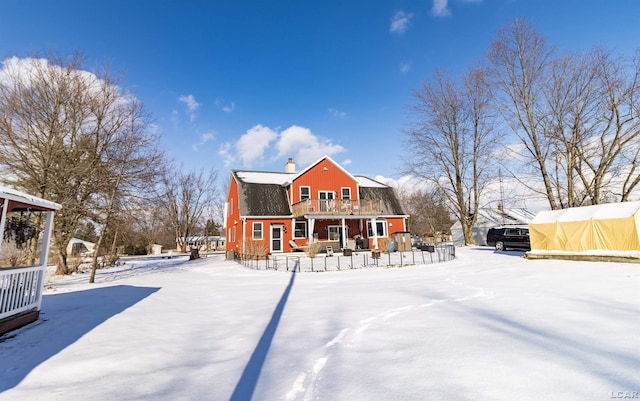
[0,186,61,335]
[528,201,640,259]
[67,238,96,256]
[391,232,412,252]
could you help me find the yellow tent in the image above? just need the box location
[529,201,640,253]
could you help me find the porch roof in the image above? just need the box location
[0,186,62,212]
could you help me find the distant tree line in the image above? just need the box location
[405,19,640,244]
[0,52,221,278]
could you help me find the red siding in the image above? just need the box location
[226,177,241,253]
[291,158,358,203]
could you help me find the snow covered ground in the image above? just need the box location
[1,248,638,401]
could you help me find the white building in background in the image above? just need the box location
[451,208,536,246]
[177,236,226,252]
[67,238,96,256]
[151,244,163,255]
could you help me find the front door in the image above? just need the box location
[271,226,283,253]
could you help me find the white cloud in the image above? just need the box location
[178,94,200,112]
[276,125,345,166]
[227,124,345,169]
[375,175,432,195]
[218,142,234,167]
[400,62,411,74]
[192,131,216,152]
[328,108,347,119]
[341,159,352,166]
[431,0,451,17]
[178,94,200,122]
[236,125,279,168]
[222,101,235,113]
[390,10,413,34]
[215,98,236,113]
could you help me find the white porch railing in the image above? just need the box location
[0,265,45,321]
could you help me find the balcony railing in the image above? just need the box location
[292,199,382,217]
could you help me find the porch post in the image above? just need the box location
[241,218,247,255]
[39,210,55,266]
[308,218,315,243]
[0,198,8,253]
[370,217,378,249]
[341,217,346,249]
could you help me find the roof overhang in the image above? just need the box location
[0,186,62,212]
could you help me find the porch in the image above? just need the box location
[0,187,60,335]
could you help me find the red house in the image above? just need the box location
[225,156,408,256]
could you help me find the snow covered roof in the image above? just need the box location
[234,171,294,186]
[473,208,534,227]
[531,201,640,224]
[0,185,62,211]
[355,176,388,188]
[232,163,392,190]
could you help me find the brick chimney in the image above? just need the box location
[285,158,296,173]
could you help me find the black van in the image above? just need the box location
[486,227,530,251]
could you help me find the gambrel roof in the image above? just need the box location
[359,185,406,215]
[232,171,293,216]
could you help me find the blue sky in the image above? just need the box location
[2,0,640,182]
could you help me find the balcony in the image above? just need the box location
[292,199,382,217]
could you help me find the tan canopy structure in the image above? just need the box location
[528,201,640,258]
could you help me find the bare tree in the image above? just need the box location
[574,49,640,203]
[545,50,602,207]
[487,18,560,209]
[161,167,218,253]
[88,99,165,283]
[406,68,498,245]
[0,52,158,274]
[403,188,453,236]
[487,19,640,207]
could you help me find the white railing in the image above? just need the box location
[0,265,45,321]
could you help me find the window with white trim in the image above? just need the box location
[328,226,341,241]
[367,221,388,237]
[300,186,310,200]
[341,187,351,200]
[252,222,263,240]
[294,221,307,238]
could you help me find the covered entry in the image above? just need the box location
[0,186,61,334]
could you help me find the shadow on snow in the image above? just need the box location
[0,285,160,393]
[230,269,297,401]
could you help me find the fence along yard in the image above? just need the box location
[236,243,456,272]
